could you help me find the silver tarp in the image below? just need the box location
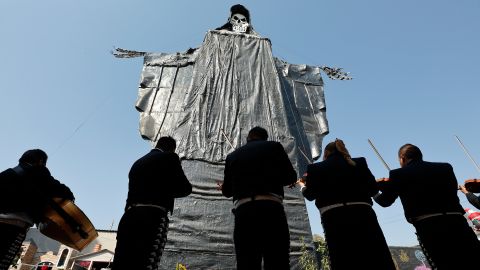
[136,30,329,166]
[116,29,345,269]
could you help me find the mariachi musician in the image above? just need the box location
[0,149,74,270]
[297,139,395,270]
[374,143,480,269]
[455,136,480,210]
[220,126,296,270]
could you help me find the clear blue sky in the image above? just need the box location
[1,0,479,247]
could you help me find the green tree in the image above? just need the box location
[299,236,319,270]
[313,234,331,270]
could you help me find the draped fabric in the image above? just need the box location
[117,29,339,269]
[134,30,329,167]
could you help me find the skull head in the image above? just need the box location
[229,13,249,33]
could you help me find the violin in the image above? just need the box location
[290,173,307,189]
[376,177,390,191]
[464,179,480,193]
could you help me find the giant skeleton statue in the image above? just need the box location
[114,4,350,269]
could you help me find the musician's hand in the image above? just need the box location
[216,181,223,191]
[376,177,389,182]
[376,178,389,192]
[459,185,468,194]
[288,177,304,189]
[295,178,306,188]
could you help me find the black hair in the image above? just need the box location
[19,149,48,165]
[156,136,177,152]
[398,143,423,161]
[247,126,268,142]
[230,4,250,23]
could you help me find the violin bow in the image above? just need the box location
[454,135,480,175]
[298,148,313,164]
[367,139,391,171]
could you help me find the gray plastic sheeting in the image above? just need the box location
[136,30,328,165]
[119,30,340,269]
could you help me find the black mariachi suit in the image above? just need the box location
[222,140,296,270]
[112,149,192,270]
[0,164,74,270]
[303,154,395,270]
[465,192,480,210]
[375,160,480,269]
